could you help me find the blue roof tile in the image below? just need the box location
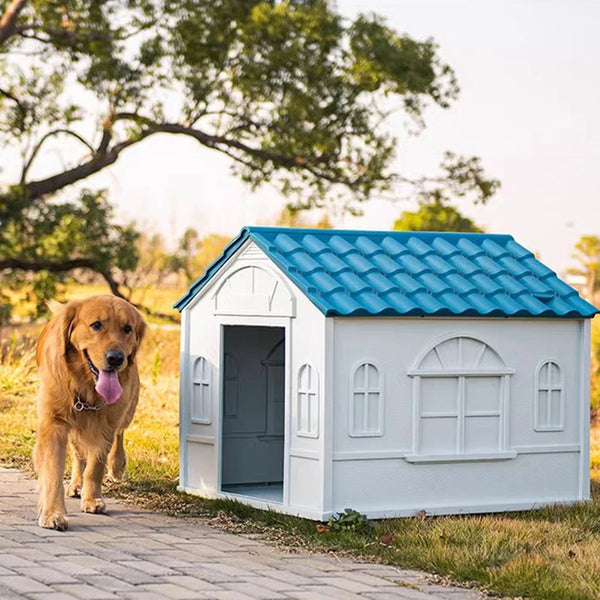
[398,254,428,275]
[481,238,510,258]
[423,254,456,275]
[355,235,382,257]
[448,254,482,276]
[444,273,478,294]
[418,273,451,294]
[431,237,459,257]
[317,251,349,274]
[406,236,435,257]
[370,253,403,275]
[174,227,599,319]
[474,255,507,276]
[338,271,371,294]
[505,239,533,259]
[343,252,378,274]
[457,238,485,258]
[391,272,426,294]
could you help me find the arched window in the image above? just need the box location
[407,336,515,460]
[191,357,211,424]
[535,361,565,431]
[350,362,383,437]
[297,364,319,438]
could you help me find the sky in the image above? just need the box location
[5,0,600,275]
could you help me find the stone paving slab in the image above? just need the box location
[0,467,489,600]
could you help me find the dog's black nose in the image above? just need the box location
[105,350,125,370]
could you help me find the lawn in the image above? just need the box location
[1,300,600,600]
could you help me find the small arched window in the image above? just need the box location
[191,357,211,424]
[349,362,383,437]
[535,361,565,431]
[297,364,319,438]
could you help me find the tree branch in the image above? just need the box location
[24,135,143,200]
[0,0,27,46]
[0,257,96,272]
[21,114,361,201]
[21,128,95,184]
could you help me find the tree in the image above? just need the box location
[393,195,484,233]
[567,235,600,303]
[1,0,499,313]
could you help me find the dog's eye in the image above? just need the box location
[123,324,132,334]
[90,321,102,331]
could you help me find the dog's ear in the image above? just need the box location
[130,306,146,361]
[46,299,64,316]
[56,300,80,358]
[37,300,80,375]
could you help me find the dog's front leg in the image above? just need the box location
[107,432,126,481]
[66,440,86,498]
[34,418,69,531]
[80,442,111,514]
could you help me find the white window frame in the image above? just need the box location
[297,363,319,438]
[406,335,516,463]
[191,356,211,424]
[534,360,565,432]
[349,361,384,437]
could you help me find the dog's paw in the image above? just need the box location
[81,498,106,514]
[107,465,125,482]
[39,511,68,531]
[66,483,81,498]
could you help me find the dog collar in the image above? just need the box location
[74,393,105,412]
[84,350,99,380]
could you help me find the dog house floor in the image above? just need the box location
[221,483,283,503]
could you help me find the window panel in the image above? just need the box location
[421,378,458,414]
[464,416,500,453]
[297,364,319,438]
[464,377,500,414]
[191,357,211,424]
[535,361,564,431]
[421,417,457,455]
[350,362,383,436]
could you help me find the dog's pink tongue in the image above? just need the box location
[95,370,122,405]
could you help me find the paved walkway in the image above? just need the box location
[0,468,487,600]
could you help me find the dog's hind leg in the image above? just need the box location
[66,440,85,498]
[35,418,69,531]
[107,432,126,481]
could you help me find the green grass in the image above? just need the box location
[2,317,600,600]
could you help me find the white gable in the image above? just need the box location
[211,242,296,317]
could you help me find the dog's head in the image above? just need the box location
[53,295,146,404]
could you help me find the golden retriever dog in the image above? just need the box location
[34,295,145,530]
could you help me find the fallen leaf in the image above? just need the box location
[316,524,327,534]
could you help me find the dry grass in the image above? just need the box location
[1,310,600,600]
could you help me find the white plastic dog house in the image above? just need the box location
[175,227,598,520]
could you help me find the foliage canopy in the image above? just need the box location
[0,0,499,315]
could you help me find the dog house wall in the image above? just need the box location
[178,243,330,518]
[328,316,590,517]
[176,227,597,520]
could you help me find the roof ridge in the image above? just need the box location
[244,226,515,240]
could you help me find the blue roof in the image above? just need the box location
[174,227,599,318]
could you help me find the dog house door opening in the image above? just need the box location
[221,325,285,503]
